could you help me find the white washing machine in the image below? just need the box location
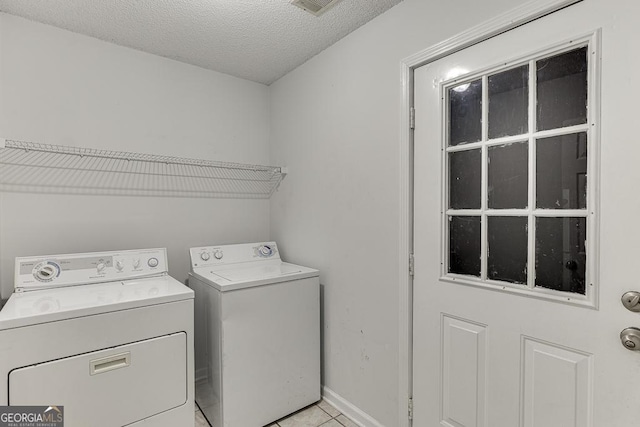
[188,242,320,427]
[0,248,195,427]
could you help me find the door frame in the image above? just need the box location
[397,1,583,426]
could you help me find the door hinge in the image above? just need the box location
[408,396,414,420]
[409,253,415,277]
[409,107,415,130]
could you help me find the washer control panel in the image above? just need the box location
[15,248,168,292]
[190,242,280,268]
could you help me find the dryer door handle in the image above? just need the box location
[90,352,131,375]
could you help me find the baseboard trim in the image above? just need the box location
[322,386,385,427]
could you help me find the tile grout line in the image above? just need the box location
[276,401,349,427]
[317,401,346,427]
[199,400,354,427]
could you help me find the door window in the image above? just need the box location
[442,40,596,304]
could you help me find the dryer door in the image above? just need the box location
[9,332,187,427]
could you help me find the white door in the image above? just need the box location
[412,2,640,426]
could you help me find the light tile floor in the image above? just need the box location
[195,400,358,427]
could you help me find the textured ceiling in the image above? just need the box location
[0,0,403,85]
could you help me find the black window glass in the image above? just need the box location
[488,65,529,139]
[537,47,588,131]
[449,216,481,277]
[536,132,587,209]
[535,217,586,294]
[488,216,528,284]
[449,79,482,146]
[449,149,481,209]
[488,142,528,209]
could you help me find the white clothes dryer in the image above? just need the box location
[0,248,195,427]
[188,242,320,427]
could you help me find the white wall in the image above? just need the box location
[269,0,528,425]
[0,13,271,298]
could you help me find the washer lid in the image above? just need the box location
[190,260,319,291]
[0,276,193,330]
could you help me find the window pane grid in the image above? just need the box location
[447,210,589,217]
[481,214,488,280]
[529,123,590,140]
[445,124,590,153]
[535,217,587,293]
[488,216,528,283]
[481,75,489,143]
[532,210,589,217]
[445,142,484,153]
[536,46,588,131]
[480,75,488,278]
[446,209,482,216]
[443,42,592,297]
[536,132,588,210]
[489,64,529,138]
[488,142,528,209]
[527,58,537,288]
[449,149,482,209]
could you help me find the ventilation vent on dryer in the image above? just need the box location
[291,0,342,16]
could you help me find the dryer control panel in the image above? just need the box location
[190,242,280,268]
[15,248,168,292]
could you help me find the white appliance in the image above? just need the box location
[0,248,195,427]
[189,242,320,427]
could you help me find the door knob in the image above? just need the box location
[620,327,640,351]
[621,291,640,312]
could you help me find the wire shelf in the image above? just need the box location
[0,139,286,198]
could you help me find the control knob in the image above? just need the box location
[258,245,273,257]
[115,260,124,271]
[214,250,223,260]
[33,262,61,282]
[97,262,106,273]
[133,258,141,269]
[148,257,159,268]
[200,252,211,261]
